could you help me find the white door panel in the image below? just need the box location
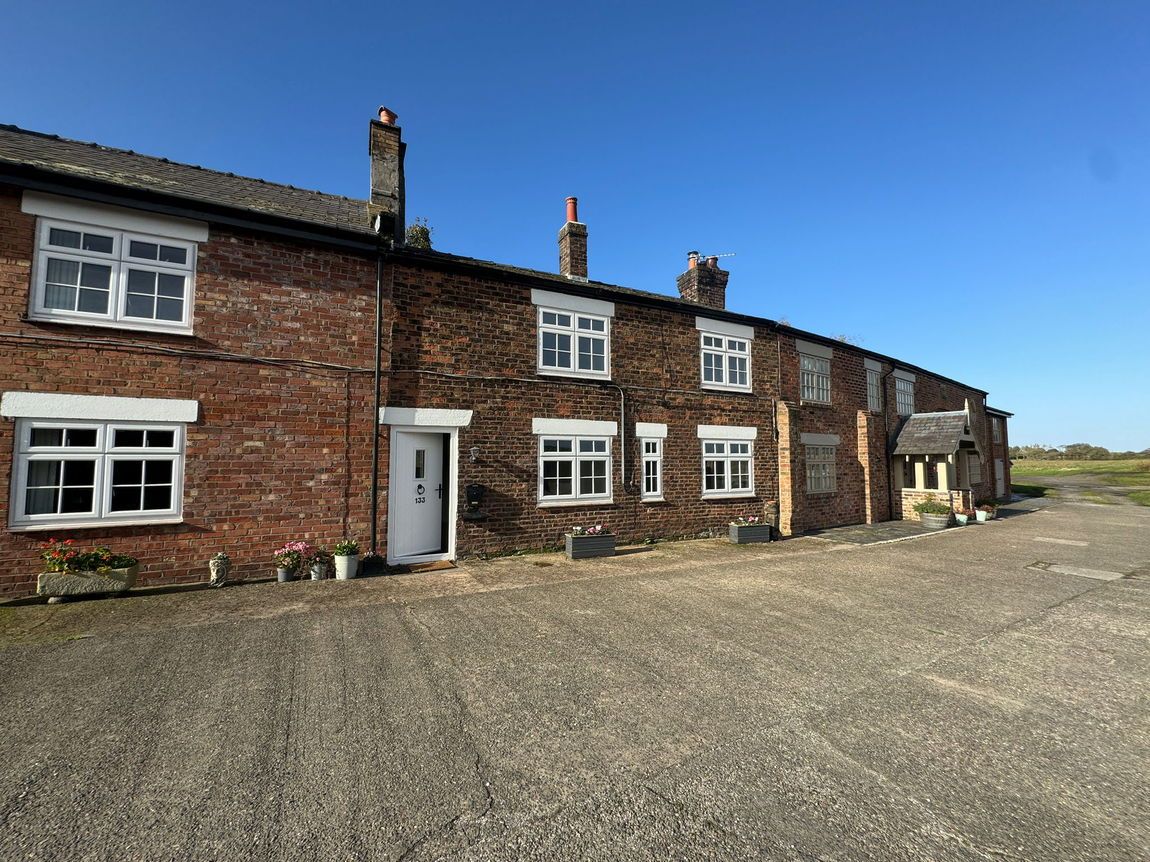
[393,431,445,558]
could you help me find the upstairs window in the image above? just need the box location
[32,219,196,333]
[800,354,831,403]
[532,290,615,380]
[896,377,915,416]
[700,333,751,391]
[992,417,1002,444]
[866,368,882,412]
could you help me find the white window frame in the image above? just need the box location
[30,217,197,334]
[866,368,882,413]
[537,435,613,505]
[992,417,1002,444]
[699,332,752,392]
[806,445,837,494]
[531,291,615,380]
[800,353,831,404]
[10,418,185,530]
[700,439,755,499]
[641,438,663,501]
[896,376,916,416]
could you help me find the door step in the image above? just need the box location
[393,560,457,575]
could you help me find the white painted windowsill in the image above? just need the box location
[537,499,615,508]
[9,517,185,532]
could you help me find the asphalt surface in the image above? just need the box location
[2,501,1148,861]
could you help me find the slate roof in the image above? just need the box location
[892,411,972,456]
[0,124,373,235]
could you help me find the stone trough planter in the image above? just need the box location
[37,565,140,598]
[729,524,774,544]
[918,513,951,531]
[565,534,616,560]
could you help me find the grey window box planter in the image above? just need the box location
[565,534,616,560]
[37,564,139,598]
[918,512,951,530]
[729,524,774,544]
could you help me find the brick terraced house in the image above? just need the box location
[0,110,1012,595]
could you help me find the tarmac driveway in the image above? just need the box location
[2,502,1148,861]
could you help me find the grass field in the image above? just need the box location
[1011,459,1150,506]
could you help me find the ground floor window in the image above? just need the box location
[641,438,663,500]
[11,419,184,528]
[806,445,837,493]
[701,440,753,498]
[538,436,612,503]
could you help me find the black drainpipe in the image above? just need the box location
[369,250,386,553]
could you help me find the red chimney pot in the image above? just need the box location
[705,255,719,269]
[378,106,398,125]
[565,196,579,223]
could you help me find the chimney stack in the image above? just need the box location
[369,105,406,242]
[558,196,588,281]
[677,250,729,309]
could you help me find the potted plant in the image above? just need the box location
[307,547,332,581]
[360,551,385,576]
[913,495,952,530]
[729,515,773,544]
[37,539,140,598]
[954,508,976,526]
[274,541,309,582]
[976,502,997,523]
[208,551,231,588]
[333,539,360,580]
[565,525,615,560]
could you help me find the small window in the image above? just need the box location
[32,219,196,333]
[967,454,982,486]
[538,436,611,502]
[902,458,916,488]
[896,377,915,416]
[701,439,754,498]
[538,308,610,378]
[11,419,184,528]
[866,368,882,413]
[806,445,837,493]
[992,417,1002,444]
[925,459,939,489]
[800,354,831,403]
[641,438,663,501]
[700,333,751,392]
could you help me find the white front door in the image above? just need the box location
[995,459,1005,497]
[391,431,446,559]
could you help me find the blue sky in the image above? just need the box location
[3,2,1147,449]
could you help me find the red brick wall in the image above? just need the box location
[0,185,384,595]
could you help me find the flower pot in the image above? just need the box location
[276,567,298,583]
[954,513,969,526]
[37,564,139,598]
[565,534,615,560]
[976,509,991,522]
[918,512,951,531]
[309,563,327,581]
[208,559,230,588]
[334,554,359,580]
[729,524,773,544]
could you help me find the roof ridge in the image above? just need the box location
[0,123,367,205]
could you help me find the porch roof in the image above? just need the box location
[892,411,974,456]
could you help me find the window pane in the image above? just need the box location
[30,428,64,447]
[114,429,145,447]
[414,449,425,480]
[146,430,175,448]
[78,286,110,314]
[80,263,111,289]
[143,486,172,510]
[45,258,80,286]
[62,460,95,486]
[44,283,77,310]
[83,233,114,254]
[157,273,184,298]
[145,460,173,484]
[66,428,98,447]
[157,244,186,264]
[26,461,61,486]
[113,460,143,485]
[48,228,81,249]
[60,487,94,513]
[110,486,142,512]
[26,487,59,515]
[125,293,155,319]
[129,241,159,260]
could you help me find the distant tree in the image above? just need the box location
[405,217,433,249]
[1062,443,1110,460]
